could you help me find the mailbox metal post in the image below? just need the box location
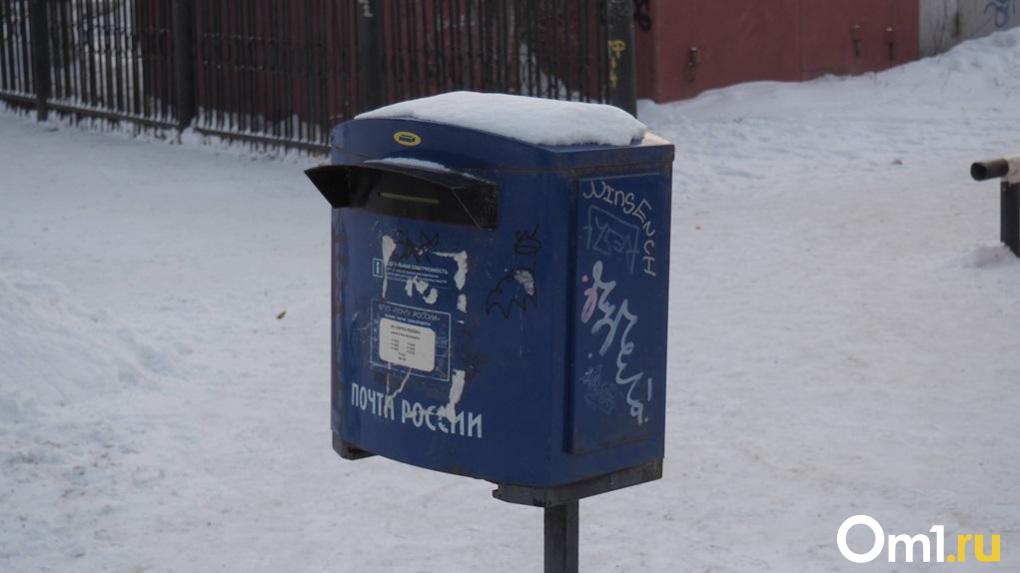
[545,502,579,573]
[972,155,1020,257]
[492,460,662,572]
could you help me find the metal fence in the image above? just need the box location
[1,0,636,153]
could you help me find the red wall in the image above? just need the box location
[637,0,920,102]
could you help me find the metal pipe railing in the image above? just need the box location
[972,155,1020,257]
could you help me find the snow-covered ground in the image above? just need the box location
[3,29,1020,572]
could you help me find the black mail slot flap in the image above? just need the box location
[305,163,498,229]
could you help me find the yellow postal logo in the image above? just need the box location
[394,131,422,147]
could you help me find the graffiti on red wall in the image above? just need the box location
[986,0,1018,28]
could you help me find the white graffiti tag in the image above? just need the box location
[582,180,658,276]
[581,261,651,424]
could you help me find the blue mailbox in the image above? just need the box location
[306,93,674,501]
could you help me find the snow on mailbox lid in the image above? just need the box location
[357,91,648,147]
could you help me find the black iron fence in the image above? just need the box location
[0,0,636,153]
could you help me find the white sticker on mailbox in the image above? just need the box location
[379,318,437,372]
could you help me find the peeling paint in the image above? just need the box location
[384,368,413,412]
[513,269,536,296]
[381,235,396,298]
[435,251,468,290]
[404,276,439,305]
[423,288,439,305]
[457,294,467,312]
[440,369,467,424]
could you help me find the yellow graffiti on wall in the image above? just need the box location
[608,40,627,89]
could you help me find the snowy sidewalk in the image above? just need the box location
[3,29,1020,572]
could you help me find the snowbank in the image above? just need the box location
[357,91,648,146]
[0,271,178,420]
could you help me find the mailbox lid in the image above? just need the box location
[330,117,673,174]
[352,90,649,155]
[307,161,499,229]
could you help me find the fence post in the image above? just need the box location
[28,0,51,121]
[357,0,383,112]
[172,0,195,130]
[605,0,637,116]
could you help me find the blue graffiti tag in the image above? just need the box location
[985,0,1017,28]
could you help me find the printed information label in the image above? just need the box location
[371,300,451,381]
[378,318,436,372]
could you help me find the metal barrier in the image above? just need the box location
[0,0,638,153]
[1,0,178,126]
[972,155,1020,257]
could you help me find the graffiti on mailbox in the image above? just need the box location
[485,225,542,318]
[582,179,658,277]
[580,260,652,425]
[389,230,440,265]
[580,364,617,415]
[584,205,642,274]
